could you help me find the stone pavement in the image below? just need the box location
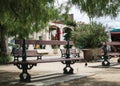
[0,55,120,86]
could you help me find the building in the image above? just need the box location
[33,21,74,41]
[110,27,120,41]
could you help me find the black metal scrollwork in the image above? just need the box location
[63,41,75,74]
[102,42,110,66]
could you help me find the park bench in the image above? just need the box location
[9,39,81,82]
[12,49,46,61]
[101,41,120,66]
[60,49,80,58]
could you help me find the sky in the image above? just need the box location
[55,0,120,28]
[69,6,120,28]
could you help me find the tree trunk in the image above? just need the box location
[0,24,8,57]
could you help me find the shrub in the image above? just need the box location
[71,22,108,49]
[0,55,12,64]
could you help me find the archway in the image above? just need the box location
[49,25,60,40]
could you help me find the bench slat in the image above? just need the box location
[107,42,120,45]
[101,42,120,56]
[9,57,81,64]
[101,52,120,56]
[14,50,40,57]
[15,40,74,45]
[15,40,36,44]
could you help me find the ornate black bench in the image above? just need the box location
[9,39,81,82]
[101,41,120,66]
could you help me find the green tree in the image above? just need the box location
[0,0,60,63]
[1,0,120,63]
[70,0,120,18]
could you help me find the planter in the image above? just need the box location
[53,49,58,54]
[82,48,101,61]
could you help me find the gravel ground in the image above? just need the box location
[54,68,120,86]
[53,58,120,86]
[0,57,120,86]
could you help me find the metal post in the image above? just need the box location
[66,40,70,59]
[63,40,73,74]
[103,43,108,60]
[102,42,110,66]
[19,39,31,82]
[117,48,120,63]
[22,39,27,61]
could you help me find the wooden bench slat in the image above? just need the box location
[14,50,39,57]
[107,42,120,45]
[108,53,120,56]
[15,40,36,44]
[15,40,74,45]
[9,57,81,64]
[101,52,120,56]
[13,40,76,61]
[101,42,120,57]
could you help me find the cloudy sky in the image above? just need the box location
[55,0,120,28]
[70,6,120,28]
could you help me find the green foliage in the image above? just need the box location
[64,21,77,27]
[0,0,60,39]
[39,36,42,40]
[1,0,120,39]
[70,0,120,18]
[52,45,58,49]
[71,22,108,48]
[64,28,73,48]
[0,55,12,64]
[63,21,77,41]
[64,28,72,41]
[0,0,63,61]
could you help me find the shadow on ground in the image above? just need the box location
[89,62,120,69]
[0,71,19,81]
[53,77,120,86]
[0,72,120,86]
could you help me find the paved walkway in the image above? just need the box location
[0,55,120,86]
